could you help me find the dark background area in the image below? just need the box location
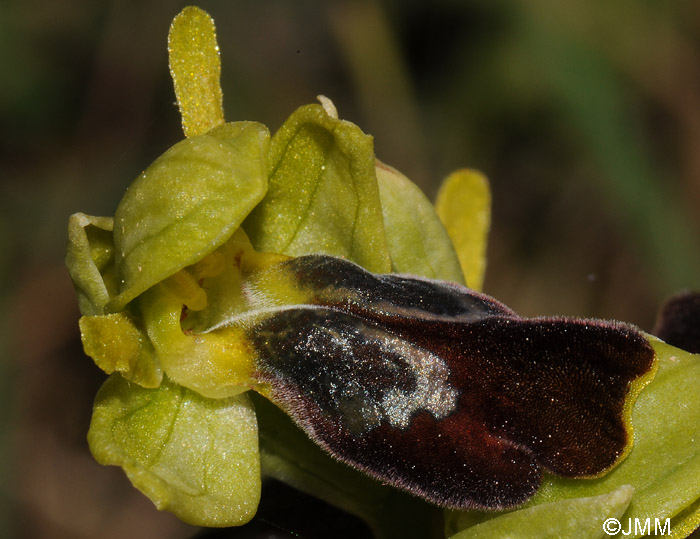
[2,0,700,537]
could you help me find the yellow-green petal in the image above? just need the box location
[376,160,464,284]
[88,374,260,527]
[168,6,224,138]
[79,312,162,388]
[435,169,491,291]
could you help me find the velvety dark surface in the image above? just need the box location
[252,258,655,510]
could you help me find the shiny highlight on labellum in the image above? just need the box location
[248,255,656,510]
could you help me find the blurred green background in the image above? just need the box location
[2,0,700,537]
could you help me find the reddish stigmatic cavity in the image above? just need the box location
[250,256,656,510]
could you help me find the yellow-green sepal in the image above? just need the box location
[376,160,464,284]
[65,213,115,315]
[244,102,391,274]
[109,121,270,312]
[88,374,261,527]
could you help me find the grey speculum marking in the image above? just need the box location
[252,307,459,434]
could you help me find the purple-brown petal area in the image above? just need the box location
[428,317,654,478]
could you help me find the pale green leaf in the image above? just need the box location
[244,103,391,273]
[435,169,491,291]
[88,374,260,527]
[376,160,464,284]
[447,485,634,539]
[109,121,269,311]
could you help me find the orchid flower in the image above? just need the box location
[66,7,700,538]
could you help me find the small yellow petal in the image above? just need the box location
[79,313,162,388]
[168,6,224,137]
[435,169,491,291]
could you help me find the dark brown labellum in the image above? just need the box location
[250,256,656,510]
